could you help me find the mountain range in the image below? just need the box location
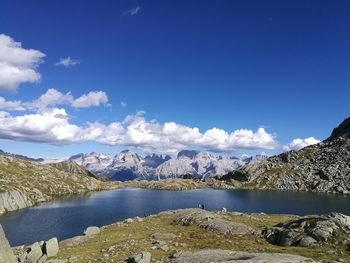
[68,150,268,181]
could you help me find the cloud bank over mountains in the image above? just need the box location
[0,33,320,154]
[0,105,278,154]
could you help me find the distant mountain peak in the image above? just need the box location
[327,117,350,141]
[177,150,199,159]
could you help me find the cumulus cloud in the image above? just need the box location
[283,137,321,151]
[0,96,25,111]
[0,34,45,91]
[0,108,83,144]
[0,110,278,154]
[71,91,109,108]
[23,89,109,110]
[55,56,80,68]
[124,6,141,16]
[25,88,73,111]
[120,101,127,107]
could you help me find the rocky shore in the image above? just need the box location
[1,208,348,263]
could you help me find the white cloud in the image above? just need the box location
[55,56,80,68]
[25,88,73,111]
[0,108,82,144]
[124,6,141,16]
[23,89,109,110]
[0,109,278,154]
[0,96,25,111]
[120,101,127,107]
[0,34,45,91]
[71,91,109,108]
[283,137,320,152]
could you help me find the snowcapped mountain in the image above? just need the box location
[68,150,268,181]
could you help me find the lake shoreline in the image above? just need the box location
[8,208,350,263]
[2,177,349,216]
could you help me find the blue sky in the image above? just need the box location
[0,0,349,158]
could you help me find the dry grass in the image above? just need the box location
[56,211,349,263]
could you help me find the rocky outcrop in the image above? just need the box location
[220,117,350,194]
[171,249,319,263]
[0,152,118,214]
[13,238,59,263]
[0,190,32,214]
[0,224,16,263]
[169,208,256,236]
[263,213,350,248]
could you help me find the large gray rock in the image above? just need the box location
[0,224,16,263]
[172,249,319,263]
[170,208,219,226]
[83,226,100,237]
[328,213,350,227]
[43,237,59,258]
[25,242,43,263]
[306,220,337,242]
[297,236,317,247]
[127,251,151,263]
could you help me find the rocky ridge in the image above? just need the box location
[220,117,350,194]
[68,150,267,181]
[0,152,119,214]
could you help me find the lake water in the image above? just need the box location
[1,187,349,246]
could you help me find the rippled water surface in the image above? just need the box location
[1,187,349,246]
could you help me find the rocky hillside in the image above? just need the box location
[220,118,350,194]
[0,152,118,214]
[49,160,97,179]
[68,150,267,181]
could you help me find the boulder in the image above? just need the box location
[43,237,59,258]
[25,242,43,263]
[170,208,219,226]
[305,220,337,242]
[328,213,350,228]
[127,251,151,263]
[0,224,16,263]
[297,236,317,247]
[84,226,100,237]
